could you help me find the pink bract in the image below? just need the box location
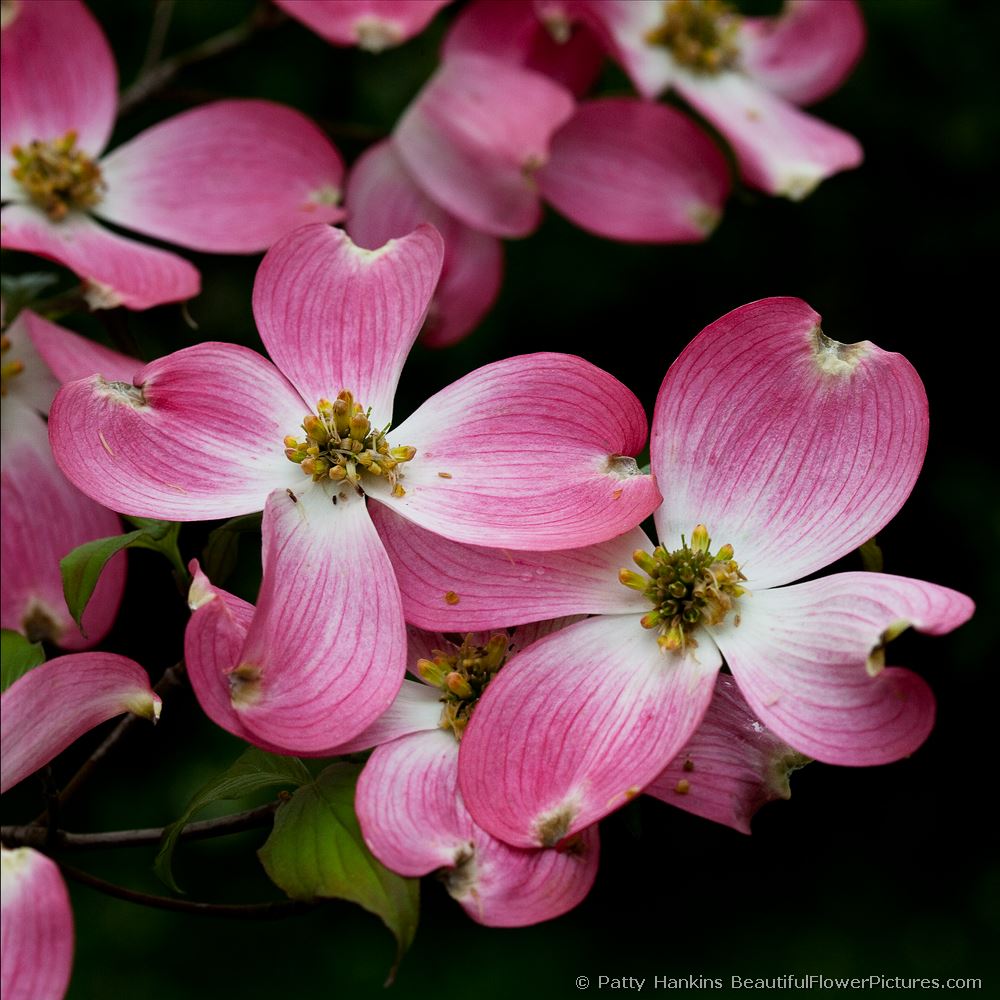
[274,0,451,51]
[1,652,160,794]
[379,296,973,847]
[1,0,345,309]
[1,311,139,648]
[51,223,660,754]
[1,846,74,1000]
[557,0,865,198]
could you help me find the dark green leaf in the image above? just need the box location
[202,512,263,585]
[859,537,884,573]
[60,520,186,630]
[155,747,311,893]
[0,629,46,692]
[258,763,420,983]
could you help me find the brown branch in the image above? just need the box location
[58,862,313,920]
[117,3,286,116]
[3,803,277,853]
[33,661,187,825]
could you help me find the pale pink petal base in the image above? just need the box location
[252,224,444,424]
[49,342,305,521]
[374,504,651,630]
[373,353,661,550]
[394,54,575,237]
[275,0,450,51]
[1,847,74,1000]
[0,653,160,793]
[459,614,720,847]
[97,101,345,253]
[713,573,974,766]
[538,99,730,242]
[2,399,125,649]
[357,729,599,926]
[1,205,199,311]
[0,313,60,414]
[645,675,806,834]
[651,297,929,590]
[346,140,502,348]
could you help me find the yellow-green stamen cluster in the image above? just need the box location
[417,633,510,739]
[11,131,105,221]
[284,390,415,496]
[620,524,746,652]
[646,0,742,74]
[1,335,25,395]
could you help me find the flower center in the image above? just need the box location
[645,0,742,74]
[11,131,105,222]
[283,390,415,496]
[1,335,25,395]
[417,632,511,740]
[620,524,746,652]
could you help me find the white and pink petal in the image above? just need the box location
[2,399,125,649]
[651,297,929,590]
[538,98,730,242]
[274,0,450,51]
[459,614,720,847]
[252,223,443,424]
[394,54,575,238]
[0,205,200,311]
[371,352,661,550]
[711,572,974,766]
[48,342,304,521]
[1,846,74,1000]
[375,504,651,630]
[0,652,159,794]
[96,101,345,253]
[345,140,502,348]
[645,674,807,834]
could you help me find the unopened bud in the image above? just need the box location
[445,672,473,698]
[632,550,658,575]
[417,658,449,687]
[390,445,416,462]
[716,543,734,561]
[690,524,710,554]
[639,610,661,629]
[619,569,647,590]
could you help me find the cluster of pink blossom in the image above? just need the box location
[0,1,974,997]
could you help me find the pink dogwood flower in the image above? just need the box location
[1,846,73,1000]
[49,222,660,754]
[374,296,975,847]
[274,0,452,51]
[2,310,140,647]
[348,51,730,344]
[547,0,865,198]
[1,0,345,309]
[1,652,160,794]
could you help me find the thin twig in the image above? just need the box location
[136,0,176,82]
[58,862,313,920]
[2,803,277,853]
[32,662,187,825]
[117,3,286,116]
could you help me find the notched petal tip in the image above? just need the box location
[865,618,912,677]
[1,0,21,29]
[811,324,868,376]
[606,454,641,479]
[93,374,146,408]
[125,691,163,723]
[354,16,403,52]
[82,279,125,311]
[533,798,579,847]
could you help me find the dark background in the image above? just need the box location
[3,0,997,996]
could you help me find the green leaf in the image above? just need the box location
[0,272,60,322]
[60,519,186,630]
[201,512,263,585]
[154,747,311,893]
[259,763,419,983]
[859,536,884,573]
[0,629,46,692]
